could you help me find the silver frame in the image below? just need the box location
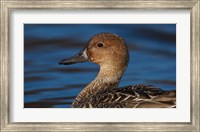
[1,0,199,131]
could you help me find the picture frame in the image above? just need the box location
[0,0,199,131]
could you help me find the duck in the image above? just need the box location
[59,33,176,108]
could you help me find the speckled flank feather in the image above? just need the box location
[72,84,176,108]
[60,33,176,108]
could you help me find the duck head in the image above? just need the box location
[59,33,129,78]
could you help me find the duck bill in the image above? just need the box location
[59,48,88,65]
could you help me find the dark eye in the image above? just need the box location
[97,43,104,47]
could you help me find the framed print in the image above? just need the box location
[1,0,199,131]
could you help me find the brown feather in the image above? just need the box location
[74,85,176,108]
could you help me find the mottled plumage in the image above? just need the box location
[59,33,176,108]
[72,85,176,108]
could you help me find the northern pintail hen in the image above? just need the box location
[59,33,176,108]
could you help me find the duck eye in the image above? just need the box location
[97,43,104,47]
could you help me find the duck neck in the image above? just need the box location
[72,64,125,107]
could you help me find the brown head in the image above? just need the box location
[59,33,129,79]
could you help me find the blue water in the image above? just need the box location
[24,24,176,108]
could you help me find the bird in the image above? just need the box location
[59,33,176,108]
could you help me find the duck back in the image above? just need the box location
[74,84,176,108]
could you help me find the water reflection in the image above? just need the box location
[24,24,176,108]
